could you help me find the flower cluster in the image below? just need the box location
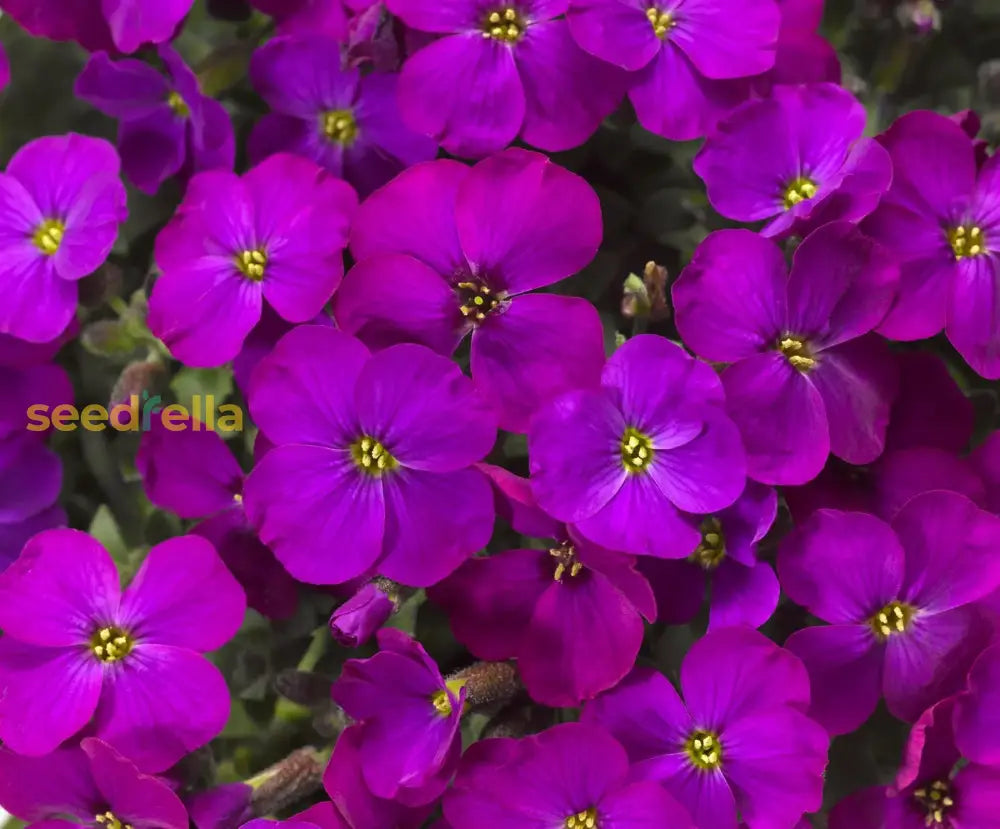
[0,1,998,828]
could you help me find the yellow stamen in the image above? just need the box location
[913,779,954,826]
[236,248,268,281]
[565,807,599,829]
[691,517,725,569]
[685,729,723,771]
[868,600,916,640]
[947,224,987,260]
[321,109,358,145]
[645,7,676,38]
[621,426,654,473]
[549,542,585,582]
[32,219,65,256]
[430,678,468,717]
[777,335,817,372]
[456,280,501,323]
[350,435,398,476]
[167,90,189,117]
[90,626,135,664]
[782,176,818,209]
[95,812,132,829]
[481,5,526,43]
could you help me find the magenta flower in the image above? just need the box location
[779,492,1000,734]
[249,0,350,38]
[75,47,235,195]
[694,83,892,238]
[244,326,497,586]
[0,738,187,829]
[329,581,397,647]
[0,529,246,769]
[529,334,746,558]
[332,629,466,805]
[147,153,357,366]
[584,627,828,829]
[444,721,695,828]
[954,644,1000,767]
[0,134,127,343]
[335,149,606,432]
[385,0,624,157]
[568,0,779,140]
[249,35,437,197]
[864,111,1000,378]
[753,0,841,93]
[673,222,899,485]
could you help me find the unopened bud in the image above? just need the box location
[897,0,941,34]
[447,661,522,710]
[329,578,412,647]
[621,261,670,322]
[248,747,327,816]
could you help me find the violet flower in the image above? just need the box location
[0,528,246,768]
[753,0,841,93]
[329,581,398,648]
[249,0,351,38]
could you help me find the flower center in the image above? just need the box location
[32,218,65,256]
[565,808,599,829]
[777,335,817,372]
[321,109,358,145]
[549,542,584,582]
[645,7,676,38]
[869,600,916,640]
[481,6,526,43]
[167,90,189,117]
[456,280,501,323]
[90,626,134,664]
[691,517,725,569]
[782,176,818,209]
[685,729,723,771]
[621,426,654,473]
[947,224,987,260]
[914,780,955,826]
[350,435,398,476]
[236,248,268,281]
[430,678,468,717]
[95,811,132,829]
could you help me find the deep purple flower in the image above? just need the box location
[0,134,127,343]
[331,629,466,804]
[249,35,437,197]
[864,111,1000,378]
[568,0,779,140]
[779,492,1000,734]
[0,738,187,829]
[75,47,235,195]
[147,153,357,367]
[583,627,828,829]
[385,0,624,157]
[674,222,899,485]
[249,0,351,38]
[444,721,695,828]
[244,326,497,586]
[886,351,975,454]
[750,0,840,95]
[694,84,892,238]
[638,481,779,630]
[335,149,606,432]
[329,581,397,647]
[187,784,254,829]
[136,418,299,620]
[953,643,1000,767]
[0,529,246,768]
[529,333,746,558]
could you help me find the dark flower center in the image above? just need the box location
[947,224,987,260]
[645,7,676,38]
[167,90,189,118]
[236,248,268,281]
[685,729,723,771]
[691,517,726,569]
[456,280,501,323]
[321,109,358,146]
[914,779,955,826]
[95,811,132,829]
[777,335,817,372]
[621,426,655,473]
[549,542,584,582]
[350,435,398,476]
[782,176,818,209]
[90,626,134,664]
[564,807,599,829]
[481,6,526,43]
[32,218,65,256]
[869,600,916,640]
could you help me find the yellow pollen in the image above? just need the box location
[90,626,135,664]
[167,90,189,117]
[236,248,268,281]
[430,678,468,717]
[691,517,725,569]
[913,779,955,826]
[782,176,818,209]
[481,5,526,43]
[321,109,358,145]
[95,811,132,829]
[350,435,398,476]
[947,224,987,260]
[456,280,501,323]
[685,729,723,771]
[549,542,584,582]
[32,218,65,256]
[645,7,676,38]
[777,335,817,372]
[621,426,654,473]
[869,600,916,640]
[565,807,599,829]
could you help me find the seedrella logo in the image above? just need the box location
[27,392,244,433]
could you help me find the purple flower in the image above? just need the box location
[331,629,466,805]
[753,0,841,94]
[0,738,187,829]
[778,492,1000,734]
[583,627,828,829]
[244,326,497,586]
[335,149,606,432]
[385,0,624,157]
[187,784,254,829]
[136,418,299,620]
[0,528,246,768]
[886,351,975,454]
[329,581,397,648]
[429,467,656,706]
[250,0,351,39]
[249,35,437,197]
[694,84,892,238]
[673,222,899,485]
[567,0,779,140]
[75,47,235,195]
[864,111,1000,378]
[954,643,1000,767]
[0,133,127,343]
[444,721,695,828]
[638,481,779,630]
[529,334,746,558]
[147,153,357,367]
